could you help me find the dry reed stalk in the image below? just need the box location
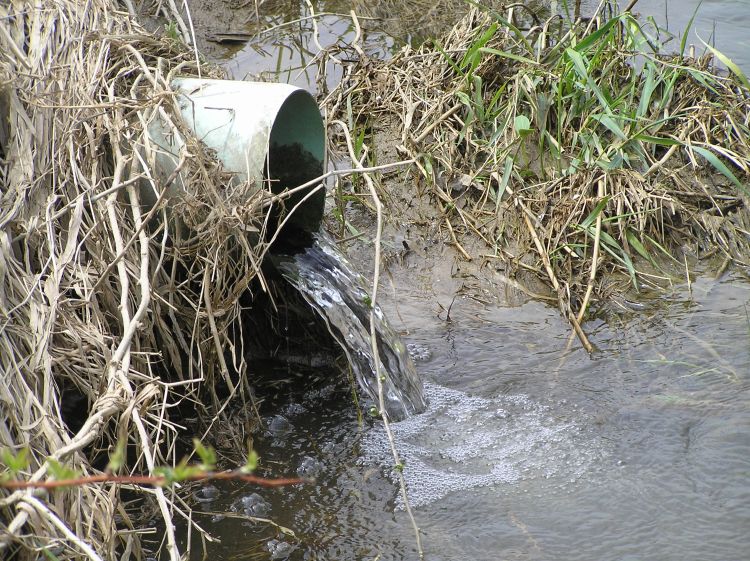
[0,1,276,559]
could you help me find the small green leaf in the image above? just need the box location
[242,450,259,474]
[153,466,174,485]
[170,458,201,482]
[192,439,217,471]
[1,447,29,475]
[455,91,472,108]
[514,115,532,137]
[106,441,126,474]
[164,21,180,42]
[46,458,78,482]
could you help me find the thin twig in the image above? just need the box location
[1,471,306,490]
[576,177,605,323]
[332,120,424,559]
[21,497,104,561]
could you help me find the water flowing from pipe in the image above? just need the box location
[274,232,427,421]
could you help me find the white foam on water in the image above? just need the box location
[360,382,606,509]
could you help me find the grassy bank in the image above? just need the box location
[326,2,750,349]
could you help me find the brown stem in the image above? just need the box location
[1,471,308,490]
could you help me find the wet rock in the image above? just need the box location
[266,414,292,437]
[193,484,220,503]
[296,456,323,477]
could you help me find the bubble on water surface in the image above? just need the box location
[266,539,295,560]
[407,343,433,362]
[280,402,307,417]
[360,382,606,508]
[297,455,323,477]
[232,492,271,517]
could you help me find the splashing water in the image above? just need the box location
[361,382,607,509]
[275,232,427,421]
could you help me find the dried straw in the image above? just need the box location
[0,1,273,558]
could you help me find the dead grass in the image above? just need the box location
[324,2,750,348]
[0,1,276,559]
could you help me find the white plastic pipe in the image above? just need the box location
[143,79,325,236]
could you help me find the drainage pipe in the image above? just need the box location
[143,79,326,237]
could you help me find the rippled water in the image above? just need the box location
[180,274,750,561]
[614,0,750,71]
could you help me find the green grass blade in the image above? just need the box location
[598,229,639,288]
[565,48,627,139]
[633,133,682,146]
[637,63,657,118]
[461,22,498,70]
[580,196,610,229]
[493,156,513,206]
[643,232,681,263]
[626,229,656,265]
[434,40,462,75]
[573,14,622,54]
[480,47,538,66]
[690,145,750,196]
[680,4,701,57]
[698,38,750,91]
[593,114,629,141]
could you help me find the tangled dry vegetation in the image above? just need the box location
[326,2,750,349]
[0,1,277,559]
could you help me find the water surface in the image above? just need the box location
[180,273,750,561]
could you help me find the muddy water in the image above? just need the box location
[616,0,750,71]
[213,0,750,88]
[179,1,750,560]
[187,275,750,560]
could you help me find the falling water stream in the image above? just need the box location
[273,232,427,421]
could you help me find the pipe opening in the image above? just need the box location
[265,90,325,249]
